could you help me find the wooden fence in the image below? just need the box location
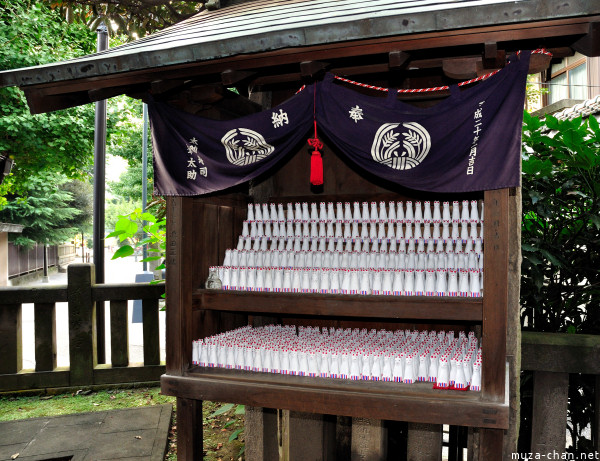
[0,263,165,392]
[521,331,600,456]
[8,243,58,278]
[0,265,598,458]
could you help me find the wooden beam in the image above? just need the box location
[483,42,505,69]
[521,331,600,374]
[151,78,189,95]
[221,69,256,86]
[88,84,147,103]
[300,60,329,79]
[443,57,481,79]
[572,22,600,56]
[389,51,410,69]
[24,88,91,115]
[195,289,483,322]
[528,52,552,74]
[162,371,510,429]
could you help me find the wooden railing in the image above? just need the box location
[0,263,165,392]
[1,266,598,458]
[521,331,600,456]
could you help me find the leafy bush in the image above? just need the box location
[519,111,600,453]
[521,111,600,333]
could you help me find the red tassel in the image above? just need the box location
[308,115,323,186]
[310,149,323,186]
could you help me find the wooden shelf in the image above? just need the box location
[161,367,508,429]
[193,289,483,322]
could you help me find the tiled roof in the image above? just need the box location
[553,95,600,121]
[1,0,599,89]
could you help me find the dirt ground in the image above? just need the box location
[165,400,246,461]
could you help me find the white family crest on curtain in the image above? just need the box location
[371,122,431,170]
[221,128,275,166]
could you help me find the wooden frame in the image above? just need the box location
[162,186,512,460]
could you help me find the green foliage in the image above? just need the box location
[521,111,600,334]
[109,161,153,204]
[520,111,600,454]
[107,96,149,165]
[0,173,83,247]
[106,208,165,272]
[0,0,97,205]
[61,179,94,234]
[45,0,205,37]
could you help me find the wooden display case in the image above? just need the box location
[162,141,513,459]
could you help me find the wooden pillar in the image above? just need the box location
[142,297,160,365]
[67,263,97,385]
[245,406,279,461]
[165,196,195,375]
[110,299,129,367]
[479,189,509,460]
[336,416,352,461]
[482,188,509,402]
[0,231,8,286]
[530,371,568,455]
[504,187,522,458]
[406,423,441,461]
[0,303,22,374]
[281,411,336,461]
[480,429,504,460]
[351,418,387,461]
[177,398,203,461]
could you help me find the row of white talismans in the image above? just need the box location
[212,265,482,297]
[192,325,482,390]
[245,200,482,224]
[224,245,483,271]
[238,220,483,246]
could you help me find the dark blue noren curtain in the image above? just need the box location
[149,85,314,196]
[150,51,529,196]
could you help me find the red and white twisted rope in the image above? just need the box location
[332,48,551,94]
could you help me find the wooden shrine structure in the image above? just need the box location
[1,1,599,459]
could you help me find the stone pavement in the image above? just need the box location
[0,404,172,461]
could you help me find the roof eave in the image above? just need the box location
[1,1,599,90]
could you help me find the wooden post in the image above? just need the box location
[336,416,352,461]
[142,297,160,365]
[67,263,97,386]
[0,303,22,374]
[504,187,522,457]
[406,423,441,461]
[530,371,568,455]
[245,406,279,461]
[34,302,57,371]
[110,299,129,367]
[482,188,509,402]
[165,197,195,375]
[177,398,203,461]
[351,418,388,461]
[281,411,336,461]
[479,429,504,460]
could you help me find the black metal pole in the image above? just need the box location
[93,23,108,364]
